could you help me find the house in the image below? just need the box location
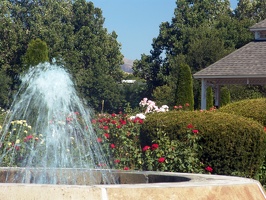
[193,19,266,109]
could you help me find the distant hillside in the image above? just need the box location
[121,58,133,73]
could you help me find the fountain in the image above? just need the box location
[0,62,265,199]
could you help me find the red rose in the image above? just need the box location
[116,125,122,129]
[151,143,159,150]
[124,167,129,170]
[104,133,110,139]
[192,129,199,134]
[110,144,116,149]
[91,119,97,124]
[142,145,150,151]
[205,166,213,173]
[97,138,103,143]
[119,119,127,125]
[111,113,116,117]
[111,120,117,124]
[103,126,109,130]
[187,124,194,129]
[114,159,120,164]
[158,157,165,163]
[174,105,178,109]
[185,103,190,107]
[138,119,144,124]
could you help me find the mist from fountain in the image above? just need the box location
[0,61,115,185]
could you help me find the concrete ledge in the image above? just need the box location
[0,169,265,200]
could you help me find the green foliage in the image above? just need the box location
[0,107,7,126]
[132,0,259,110]
[0,120,39,167]
[93,111,205,173]
[92,113,144,170]
[176,63,194,110]
[220,86,231,107]
[152,85,175,107]
[120,80,148,111]
[22,38,49,69]
[141,128,204,173]
[227,85,263,102]
[206,87,214,110]
[219,98,266,126]
[141,110,266,178]
[0,69,11,108]
[0,0,124,112]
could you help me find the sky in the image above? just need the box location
[91,0,239,61]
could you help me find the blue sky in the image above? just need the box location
[91,0,239,60]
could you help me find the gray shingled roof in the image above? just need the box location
[250,19,266,30]
[193,41,266,79]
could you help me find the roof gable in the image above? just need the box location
[250,19,266,31]
[193,41,266,78]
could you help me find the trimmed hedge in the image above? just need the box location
[140,110,266,178]
[219,98,266,126]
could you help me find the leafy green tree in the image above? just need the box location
[0,69,11,108]
[133,54,165,96]
[0,0,124,112]
[228,85,263,102]
[22,38,49,69]
[176,63,194,110]
[152,85,175,107]
[132,0,246,109]
[236,0,266,21]
[120,81,148,111]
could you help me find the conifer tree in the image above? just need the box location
[22,38,49,69]
[220,86,231,107]
[206,87,214,110]
[176,63,194,110]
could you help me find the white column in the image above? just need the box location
[214,85,220,108]
[201,79,207,110]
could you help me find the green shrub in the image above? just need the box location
[141,110,266,178]
[92,113,144,170]
[22,38,49,69]
[219,98,266,126]
[220,86,230,107]
[219,98,266,189]
[141,127,204,173]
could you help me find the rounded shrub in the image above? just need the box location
[140,110,266,178]
[219,98,266,126]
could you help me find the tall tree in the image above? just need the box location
[176,63,194,110]
[133,0,256,109]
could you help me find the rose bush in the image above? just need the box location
[92,112,144,170]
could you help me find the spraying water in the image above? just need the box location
[0,61,115,184]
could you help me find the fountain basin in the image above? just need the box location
[0,168,265,200]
